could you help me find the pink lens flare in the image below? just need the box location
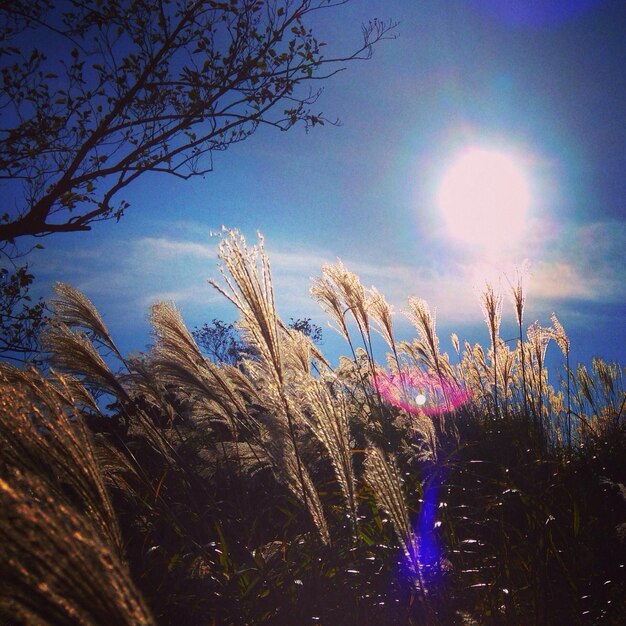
[373,370,471,416]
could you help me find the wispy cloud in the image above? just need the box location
[530,219,625,305]
[135,236,217,262]
[273,219,625,332]
[32,235,223,336]
[31,219,624,352]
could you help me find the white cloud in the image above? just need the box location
[530,261,597,301]
[266,219,625,331]
[135,236,217,261]
[529,219,625,304]
[31,219,624,349]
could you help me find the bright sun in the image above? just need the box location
[437,147,530,250]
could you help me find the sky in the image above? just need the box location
[25,0,626,373]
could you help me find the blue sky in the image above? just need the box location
[28,0,625,371]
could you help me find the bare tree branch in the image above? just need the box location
[0,0,396,243]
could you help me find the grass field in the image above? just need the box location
[1,230,624,625]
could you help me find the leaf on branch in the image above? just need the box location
[0,1,395,246]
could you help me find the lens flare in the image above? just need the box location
[416,471,446,571]
[375,369,469,588]
[395,465,451,589]
[374,370,471,416]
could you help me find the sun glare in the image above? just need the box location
[437,147,530,250]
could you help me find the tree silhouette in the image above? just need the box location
[0,0,394,244]
[193,316,322,365]
[0,0,393,360]
[0,264,46,361]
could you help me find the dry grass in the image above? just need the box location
[1,228,623,624]
[363,445,423,587]
[0,371,154,625]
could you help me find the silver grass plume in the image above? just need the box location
[0,371,152,623]
[237,335,331,544]
[311,261,378,392]
[297,374,358,537]
[331,353,374,427]
[275,430,331,545]
[0,367,123,555]
[506,261,529,328]
[451,333,460,356]
[0,364,99,414]
[329,262,371,344]
[593,358,619,403]
[480,283,503,345]
[379,356,439,458]
[575,363,596,423]
[496,340,515,416]
[0,468,154,626]
[242,356,287,417]
[480,283,503,417]
[527,322,551,368]
[43,286,178,459]
[403,298,455,380]
[472,342,488,372]
[551,313,572,447]
[148,301,269,473]
[123,355,177,424]
[312,261,371,348]
[125,353,219,457]
[50,282,123,360]
[309,263,384,419]
[149,302,253,431]
[574,359,623,431]
[310,270,351,344]
[209,230,330,544]
[369,286,408,386]
[209,230,283,388]
[280,322,330,375]
[507,263,530,418]
[527,321,552,440]
[91,434,144,499]
[458,342,488,409]
[402,298,458,437]
[368,287,395,350]
[240,366,331,543]
[550,313,570,358]
[363,446,424,590]
[405,298,439,361]
[41,322,128,400]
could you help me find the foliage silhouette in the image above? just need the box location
[0,0,394,244]
[193,316,321,365]
[0,264,47,361]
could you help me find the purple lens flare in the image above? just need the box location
[374,368,468,589]
[373,369,471,417]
